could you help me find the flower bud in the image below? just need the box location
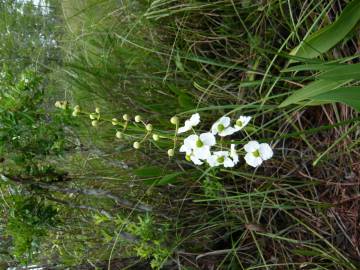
[55,101,68,110]
[145,124,153,132]
[89,113,97,120]
[91,120,98,127]
[134,115,142,123]
[112,118,118,125]
[152,134,159,141]
[170,116,179,125]
[72,105,80,117]
[133,141,140,149]
[123,114,130,121]
[73,105,80,112]
[54,101,61,108]
[95,107,100,114]
[167,149,175,157]
[115,131,122,139]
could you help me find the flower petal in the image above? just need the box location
[218,116,230,127]
[191,155,204,165]
[207,155,219,167]
[178,126,189,134]
[189,113,200,127]
[184,134,198,148]
[244,141,260,153]
[179,144,192,154]
[223,157,235,168]
[178,121,192,134]
[193,146,211,159]
[230,144,239,165]
[200,132,216,146]
[244,153,263,167]
[211,123,219,135]
[219,127,237,137]
[235,115,252,130]
[259,143,273,160]
[214,151,229,156]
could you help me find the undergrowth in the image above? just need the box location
[1,0,359,269]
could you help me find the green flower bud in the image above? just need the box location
[54,101,61,108]
[115,131,123,139]
[90,113,97,120]
[60,101,68,109]
[123,114,130,121]
[134,115,142,123]
[170,116,179,125]
[167,149,175,157]
[112,118,118,125]
[145,124,153,132]
[55,101,68,110]
[95,107,100,114]
[152,134,159,141]
[133,141,141,149]
[91,120,98,127]
[73,105,80,112]
[72,105,80,117]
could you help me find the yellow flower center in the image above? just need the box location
[196,139,204,147]
[217,156,225,163]
[217,124,225,132]
[252,150,260,157]
[236,120,243,127]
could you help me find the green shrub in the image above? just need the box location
[6,196,59,263]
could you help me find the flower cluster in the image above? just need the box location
[178,114,273,168]
[55,102,273,169]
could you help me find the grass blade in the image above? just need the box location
[290,0,360,59]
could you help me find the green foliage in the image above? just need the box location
[1,0,359,269]
[126,215,172,270]
[202,177,224,198]
[311,87,360,111]
[282,0,360,110]
[6,196,59,263]
[280,62,360,110]
[290,0,360,59]
[0,67,71,168]
[0,0,61,71]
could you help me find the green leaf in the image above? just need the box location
[290,0,360,59]
[143,172,182,186]
[134,166,163,178]
[292,248,321,257]
[178,94,196,110]
[156,172,182,185]
[281,63,339,73]
[318,63,360,81]
[311,87,360,112]
[279,80,348,107]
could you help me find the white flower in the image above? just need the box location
[188,152,204,165]
[230,144,239,165]
[244,141,273,168]
[191,133,216,159]
[234,116,251,131]
[180,132,216,164]
[179,143,203,165]
[211,116,236,137]
[178,113,200,134]
[207,151,235,168]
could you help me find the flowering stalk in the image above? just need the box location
[55,101,274,169]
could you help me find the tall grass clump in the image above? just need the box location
[2,0,359,269]
[53,0,360,269]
